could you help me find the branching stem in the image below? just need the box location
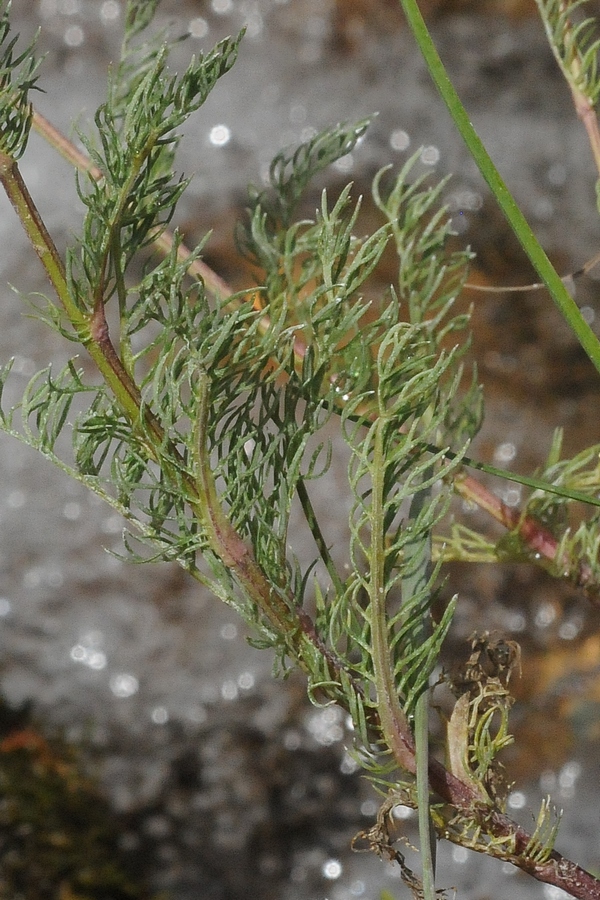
[28,107,600,599]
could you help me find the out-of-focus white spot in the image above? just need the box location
[70,641,106,670]
[245,12,263,38]
[211,0,233,13]
[535,601,557,629]
[189,16,209,38]
[449,188,483,211]
[100,0,120,21]
[581,305,595,324]
[238,671,255,690]
[559,760,581,793]
[64,25,85,47]
[209,124,231,147]
[0,597,11,617]
[452,845,469,863]
[7,490,26,509]
[110,672,139,697]
[101,514,122,534]
[63,501,81,520]
[558,618,582,640]
[534,197,554,221]
[501,486,521,507]
[306,706,344,745]
[221,679,238,700]
[88,650,107,669]
[220,622,238,640]
[540,770,557,792]
[507,790,527,809]
[420,145,440,165]
[493,441,516,464]
[340,751,359,775]
[151,705,169,724]
[390,129,410,151]
[322,859,342,880]
[506,611,526,632]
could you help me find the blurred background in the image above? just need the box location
[2,1,600,898]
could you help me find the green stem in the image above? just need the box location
[296,476,345,596]
[192,371,297,634]
[397,0,600,377]
[403,480,436,900]
[370,420,416,774]
[0,152,145,424]
[110,227,135,378]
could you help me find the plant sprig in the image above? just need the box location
[2,2,600,899]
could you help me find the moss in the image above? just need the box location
[0,699,151,900]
